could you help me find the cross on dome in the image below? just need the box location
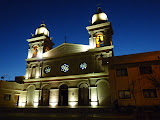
[91,7,108,25]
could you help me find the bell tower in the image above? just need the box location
[86,7,113,49]
[27,23,54,59]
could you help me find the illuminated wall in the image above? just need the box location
[90,87,98,106]
[105,51,160,106]
[68,88,78,106]
[19,91,27,107]
[19,77,111,107]
[49,89,59,106]
[26,85,35,106]
[96,80,110,105]
[34,90,39,107]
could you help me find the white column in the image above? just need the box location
[90,87,98,106]
[36,64,40,78]
[28,68,32,79]
[33,90,39,107]
[25,68,29,79]
[93,37,96,48]
[89,31,96,49]
[28,44,33,58]
[39,62,42,78]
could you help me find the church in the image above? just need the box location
[22,7,113,107]
[0,7,160,107]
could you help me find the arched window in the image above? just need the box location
[31,66,36,78]
[59,84,68,106]
[41,85,50,106]
[78,83,89,106]
[96,33,104,47]
[32,45,38,57]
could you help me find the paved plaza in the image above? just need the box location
[0,106,160,120]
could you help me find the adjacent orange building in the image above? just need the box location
[104,51,160,106]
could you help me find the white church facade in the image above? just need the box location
[1,8,113,107]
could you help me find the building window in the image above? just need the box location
[61,63,69,72]
[143,89,157,98]
[80,62,87,70]
[118,90,131,99]
[96,33,104,47]
[116,68,128,76]
[139,66,152,75]
[4,94,11,100]
[32,45,38,58]
[44,66,51,74]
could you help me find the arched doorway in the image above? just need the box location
[78,83,89,106]
[59,84,68,106]
[41,85,50,106]
[26,85,35,106]
[96,80,110,106]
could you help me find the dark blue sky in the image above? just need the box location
[0,0,160,80]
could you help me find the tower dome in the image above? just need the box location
[35,23,49,36]
[91,7,108,25]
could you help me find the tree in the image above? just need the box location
[147,71,160,89]
[128,80,137,106]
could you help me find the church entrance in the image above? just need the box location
[78,83,89,106]
[59,84,68,106]
[41,87,50,106]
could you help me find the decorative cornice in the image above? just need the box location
[27,36,46,42]
[24,72,109,83]
[86,22,111,31]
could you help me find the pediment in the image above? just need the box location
[43,43,90,58]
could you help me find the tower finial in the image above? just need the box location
[96,0,102,8]
[41,20,45,26]
[96,0,102,12]
[97,7,102,13]
[42,20,45,24]
[97,3,101,8]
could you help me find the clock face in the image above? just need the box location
[44,66,51,74]
[80,62,87,70]
[61,64,69,72]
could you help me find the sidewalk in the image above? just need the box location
[0,106,160,120]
